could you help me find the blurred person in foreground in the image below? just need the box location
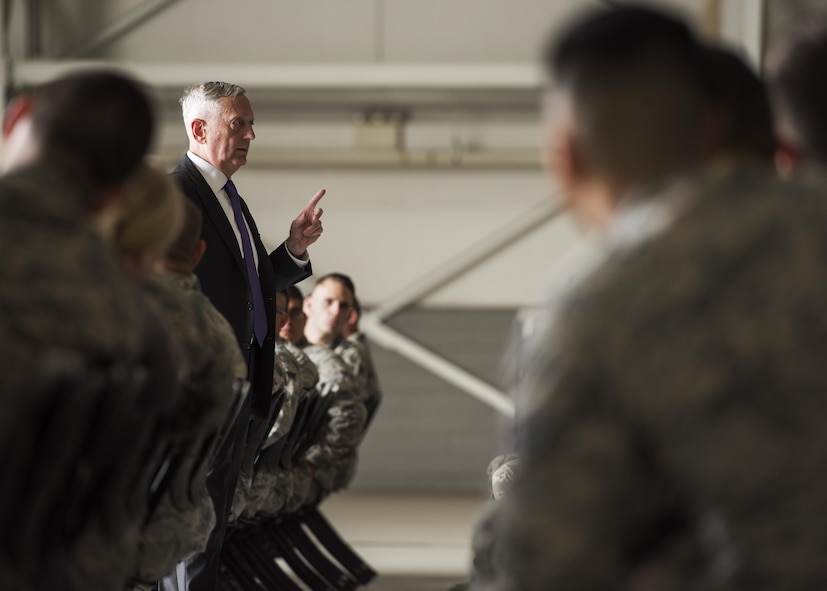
[764,14,827,174]
[466,39,779,591]
[0,70,181,591]
[481,6,827,591]
[101,170,249,590]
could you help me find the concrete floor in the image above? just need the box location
[319,491,488,589]
[363,575,466,591]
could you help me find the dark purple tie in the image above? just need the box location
[224,180,268,346]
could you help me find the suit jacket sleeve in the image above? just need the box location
[270,243,312,292]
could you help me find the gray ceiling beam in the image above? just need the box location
[61,0,181,58]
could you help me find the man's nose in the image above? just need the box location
[245,125,255,140]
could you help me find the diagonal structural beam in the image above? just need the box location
[361,318,515,418]
[62,0,181,58]
[373,198,564,321]
[363,197,565,417]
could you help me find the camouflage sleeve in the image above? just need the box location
[304,383,368,471]
[488,275,684,591]
[190,292,247,432]
[200,295,247,382]
[334,340,369,398]
[266,345,302,445]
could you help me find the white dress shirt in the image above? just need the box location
[186,151,308,274]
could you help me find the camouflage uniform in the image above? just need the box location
[487,454,520,501]
[488,168,827,591]
[241,339,310,518]
[291,342,368,507]
[132,272,246,584]
[0,165,173,591]
[345,331,383,413]
[0,166,146,374]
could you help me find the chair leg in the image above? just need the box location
[256,526,339,591]
[233,528,305,591]
[264,520,358,591]
[294,509,377,585]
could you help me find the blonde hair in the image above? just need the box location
[108,161,185,260]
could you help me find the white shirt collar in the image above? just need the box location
[607,178,694,251]
[187,151,229,194]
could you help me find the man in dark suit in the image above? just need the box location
[167,81,324,591]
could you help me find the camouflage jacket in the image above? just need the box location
[0,165,146,392]
[342,332,383,416]
[0,165,175,591]
[302,343,368,492]
[142,272,246,435]
[492,167,827,591]
[134,273,246,581]
[241,339,319,519]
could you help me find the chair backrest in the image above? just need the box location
[0,351,157,573]
[292,392,336,462]
[278,392,315,470]
[242,389,286,477]
[253,392,311,474]
[188,379,250,505]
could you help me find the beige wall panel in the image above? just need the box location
[221,167,579,308]
[382,0,585,62]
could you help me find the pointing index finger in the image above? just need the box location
[304,189,326,214]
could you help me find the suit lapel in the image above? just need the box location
[181,157,245,271]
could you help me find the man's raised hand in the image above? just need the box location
[285,189,325,259]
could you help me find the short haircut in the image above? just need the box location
[764,15,827,165]
[284,284,304,303]
[179,81,247,136]
[313,273,356,298]
[165,199,203,267]
[276,289,288,307]
[546,6,712,187]
[29,69,154,189]
[352,296,362,316]
[706,45,775,161]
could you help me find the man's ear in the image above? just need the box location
[775,139,801,178]
[547,126,586,198]
[192,239,207,269]
[2,94,33,139]
[190,118,207,144]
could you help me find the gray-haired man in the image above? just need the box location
[168,81,325,591]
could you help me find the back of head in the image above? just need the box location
[706,45,775,162]
[546,5,713,188]
[165,200,203,270]
[111,162,185,261]
[29,70,154,189]
[764,15,827,166]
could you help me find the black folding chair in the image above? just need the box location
[0,352,158,581]
[280,388,383,587]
